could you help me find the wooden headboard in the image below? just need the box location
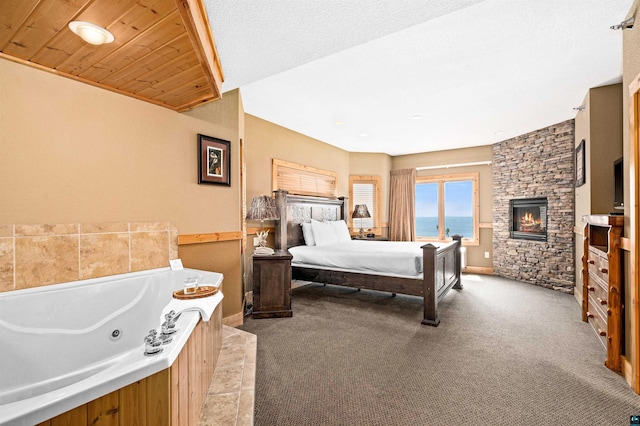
[274,192,348,249]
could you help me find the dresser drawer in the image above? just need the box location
[587,248,609,282]
[586,297,607,349]
[586,273,608,306]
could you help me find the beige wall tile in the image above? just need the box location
[0,225,13,238]
[15,224,78,237]
[170,225,179,260]
[15,236,79,289]
[80,233,130,279]
[0,237,14,292]
[79,222,129,234]
[130,231,169,272]
[130,222,170,232]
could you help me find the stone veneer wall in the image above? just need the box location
[0,222,178,292]
[493,119,575,293]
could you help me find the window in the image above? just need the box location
[415,173,479,244]
[272,159,337,198]
[349,175,381,235]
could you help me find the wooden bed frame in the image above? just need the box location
[273,191,463,326]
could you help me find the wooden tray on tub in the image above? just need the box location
[173,286,219,300]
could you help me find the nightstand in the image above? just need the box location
[352,236,389,241]
[252,251,293,319]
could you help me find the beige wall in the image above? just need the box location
[590,84,624,215]
[0,59,244,318]
[349,152,392,233]
[244,113,350,203]
[392,145,494,269]
[573,84,623,305]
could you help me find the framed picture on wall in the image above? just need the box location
[198,134,230,186]
[575,139,585,187]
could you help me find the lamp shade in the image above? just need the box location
[352,204,371,219]
[246,195,280,221]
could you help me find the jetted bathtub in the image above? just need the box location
[0,267,223,426]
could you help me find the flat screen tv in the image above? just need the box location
[614,157,623,210]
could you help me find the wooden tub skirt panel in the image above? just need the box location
[35,306,222,426]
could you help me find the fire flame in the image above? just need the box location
[519,211,542,232]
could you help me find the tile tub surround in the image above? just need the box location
[200,326,256,426]
[0,222,179,292]
[493,119,575,293]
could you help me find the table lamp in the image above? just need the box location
[352,204,371,239]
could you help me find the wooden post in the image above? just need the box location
[421,243,439,326]
[606,224,623,372]
[338,196,349,221]
[582,223,589,322]
[273,190,288,254]
[452,235,463,289]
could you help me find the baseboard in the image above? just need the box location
[463,266,494,275]
[223,312,244,327]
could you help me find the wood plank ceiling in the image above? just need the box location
[0,0,224,112]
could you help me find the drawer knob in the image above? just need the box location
[597,297,607,306]
[598,267,608,274]
[598,328,606,337]
[586,311,594,319]
[587,286,595,292]
[588,259,595,264]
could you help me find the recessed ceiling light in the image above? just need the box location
[333,121,344,126]
[412,114,422,120]
[360,133,368,137]
[68,21,114,45]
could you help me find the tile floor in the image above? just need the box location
[199,326,256,426]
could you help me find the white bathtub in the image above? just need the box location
[0,267,224,426]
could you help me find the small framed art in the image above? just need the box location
[198,134,230,186]
[575,139,585,187]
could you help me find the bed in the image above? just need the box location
[273,191,463,326]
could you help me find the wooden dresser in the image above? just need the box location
[581,215,624,372]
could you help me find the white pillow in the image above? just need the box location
[310,219,338,246]
[301,222,315,246]
[329,220,351,243]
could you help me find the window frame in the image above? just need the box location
[349,175,382,236]
[415,172,479,245]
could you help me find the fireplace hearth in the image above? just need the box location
[510,197,547,241]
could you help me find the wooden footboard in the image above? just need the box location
[421,235,463,326]
[292,235,462,326]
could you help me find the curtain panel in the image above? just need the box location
[389,168,416,241]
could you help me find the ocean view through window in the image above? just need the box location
[415,173,478,243]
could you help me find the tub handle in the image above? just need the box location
[144,329,163,356]
[162,311,180,336]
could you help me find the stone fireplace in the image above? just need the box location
[493,120,575,293]
[511,197,547,241]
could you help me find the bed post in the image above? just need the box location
[421,243,439,326]
[338,196,348,220]
[452,234,463,289]
[273,190,288,254]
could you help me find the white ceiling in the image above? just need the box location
[203,0,633,156]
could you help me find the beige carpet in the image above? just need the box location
[240,274,640,425]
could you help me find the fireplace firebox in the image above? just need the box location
[510,197,547,241]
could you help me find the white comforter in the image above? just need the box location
[289,240,441,277]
